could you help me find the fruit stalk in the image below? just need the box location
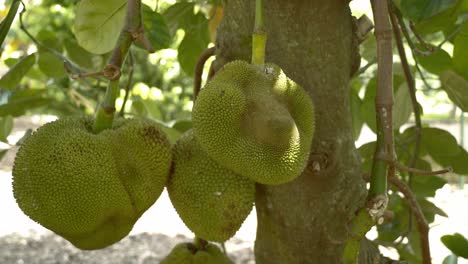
[252,0,266,65]
[92,0,143,133]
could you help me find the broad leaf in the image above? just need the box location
[177,12,210,75]
[64,39,95,69]
[38,51,67,78]
[163,2,195,35]
[172,119,192,133]
[0,0,21,47]
[140,5,171,52]
[440,70,468,112]
[453,22,468,79]
[443,254,458,264]
[0,54,36,90]
[393,83,413,129]
[0,116,14,143]
[416,47,453,75]
[399,0,457,22]
[74,0,127,54]
[436,146,468,175]
[0,90,50,117]
[418,198,447,223]
[421,127,461,160]
[350,89,363,140]
[441,233,468,259]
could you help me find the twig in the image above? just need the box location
[409,22,435,53]
[193,47,216,99]
[18,2,98,80]
[119,50,135,117]
[389,176,431,264]
[379,156,452,175]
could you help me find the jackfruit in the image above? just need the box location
[12,117,172,250]
[192,60,315,185]
[160,242,234,264]
[167,130,255,242]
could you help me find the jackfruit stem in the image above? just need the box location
[193,237,208,250]
[252,0,266,65]
[92,0,144,133]
[93,80,120,133]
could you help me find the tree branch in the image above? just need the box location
[194,47,216,99]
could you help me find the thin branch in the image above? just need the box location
[194,47,216,99]
[389,176,431,264]
[119,50,135,117]
[409,22,435,53]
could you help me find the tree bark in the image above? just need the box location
[215,0,368,263]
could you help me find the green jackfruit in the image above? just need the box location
[12,117,172,250]
[192,60,315,185]
[160,242,234,264]
[167,130,255,242]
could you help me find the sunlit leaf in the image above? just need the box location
[74,0,127,54]
[0,53,36,90]
[440,70,468,112]
[393,83,413,129]
[37,51,67,78]
[0,0,21,47]
[177,12,210,75]
[140,5,171,52]
[163,2,195,35]
[443,254,458,264]
[0,115,14,143]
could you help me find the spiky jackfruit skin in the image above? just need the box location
[192,60,315,185]
[160,242,234,264]
[167,130,255,242]
[12,117,172,250]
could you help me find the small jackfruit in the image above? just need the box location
[167,130,255,242]
[192,60,315,185]
[12,117,172,250]
[160,242,234,264]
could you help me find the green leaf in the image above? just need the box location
[37,51,67,78]
[441,233,468,258]
[64,39,95,69]
[436,146,468,175]
[0,90,50,117]
[140,5,171,52]
[414,6,458,34]
[412,172,447,198]
[393,83,413,129]
[0,54,36,90]
[416,48,453,75]
[177,12,210,75]
[0,0,21,47]
[443,254,458,264]
[418,198,447,223]
[440,70,468,112]
[163,2,195,35]
[453,22,468,79]
[421,127,461,160]
[399,0,457,22]
[172,119,192,133]
[0,116,14,143]
[74,0,127,54]
[360,36,376,62]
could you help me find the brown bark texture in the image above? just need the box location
[214,0,370,263]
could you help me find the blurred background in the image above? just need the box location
[0,0,467,263]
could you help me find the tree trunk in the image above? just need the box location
[215,0,368,263]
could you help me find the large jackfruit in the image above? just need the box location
[160,242,234,264]
[192,60,315,185]
[167,130,255,242]
[12,117,172,250]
